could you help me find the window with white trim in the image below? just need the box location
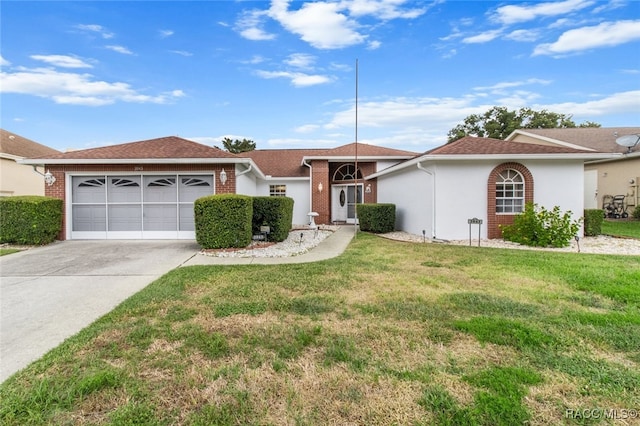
[496,169,524,213]
[270,184,287,197]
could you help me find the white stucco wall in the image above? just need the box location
[377,159,586,240]
[255,179,311,227]
[376,165,433,237]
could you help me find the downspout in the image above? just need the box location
[235,164,252,177]
[417,162,436,239]
[302,159,313,212]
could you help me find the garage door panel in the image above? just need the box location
[144,204,177,231]
[179,175,213,202]
[108,177,141,203]
[144,176,176,202]
[73,177,105,204]
[72,205,106,232]
[108,205,142,231]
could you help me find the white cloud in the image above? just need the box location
[294,124,320,133]
[284,53,316,69]
[75,24,114,39]
[505,29,540,42]
[236,9,276,41]
[106,45,134,55]
[170,50,193,57]
[462,29,502,44]
[537,90,640,116]
[268,0,365,49]
[1,55,11,67]
[0,67,184,106]
[533,20,640,56]
[30,54,93,69]
[492,0,595,25]
[255,70,333,87]
[474,79,552,92]
[159,29,174,38]
[345,0,427,20]
[367,40,382,50]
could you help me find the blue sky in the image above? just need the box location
[2,0,639,153]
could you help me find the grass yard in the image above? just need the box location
[1,233,639,425]
[602,219,640,239]
[0,248,20,256]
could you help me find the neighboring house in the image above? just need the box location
[0,129,60,196]
[20,136,416,240]
[507,127,640,213]
[369,136,617,240]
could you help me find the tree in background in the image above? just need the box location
[447,107,601,143]
[218,137,256,153]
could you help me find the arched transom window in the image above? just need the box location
[496,169,524,213]
[333,164,362,182]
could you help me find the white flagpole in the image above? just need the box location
[354,58,359,237]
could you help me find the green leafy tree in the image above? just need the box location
[447,107,600,142]
[218,137,256,153]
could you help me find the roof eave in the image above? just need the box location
[18,157,249,165]
[300,155,414,165]
[367,152,622,180]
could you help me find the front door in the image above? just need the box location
[332,184,362,224]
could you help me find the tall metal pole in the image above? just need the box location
[354,59,359,237]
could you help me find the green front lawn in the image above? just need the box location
[602,219,640,239]
[0,248,20,256]
[1,234,639,425]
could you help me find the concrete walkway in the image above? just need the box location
[0,227,354,383]
[183,225,355,266]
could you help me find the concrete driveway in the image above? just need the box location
[0,240,199,383]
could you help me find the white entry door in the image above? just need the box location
[331,184,362,224]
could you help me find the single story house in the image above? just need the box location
[507,127,640,212]
[1,129,60,197]
[21,134,618,241]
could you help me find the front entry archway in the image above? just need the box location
[331,184,362,224]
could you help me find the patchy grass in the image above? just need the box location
[602,219,640,239]
[0,248,20,256]
[1,233,639,425]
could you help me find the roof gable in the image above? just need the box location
[242,149,325,177]
[0,129,60,158]
[427,136,595,155]
[326,142,419,157]
[509,127,640,154]
[29,136,238,160]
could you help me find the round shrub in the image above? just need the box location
[194,194,253,249]
[357,203,396,233]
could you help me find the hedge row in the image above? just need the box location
[0,196,63,245]
[583,209,604,236]
[195,195,294,249]
[357,203,396,233]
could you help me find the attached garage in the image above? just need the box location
[21,136,245,240]
[70,174,214,239]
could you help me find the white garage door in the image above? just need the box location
[71,174,214,239]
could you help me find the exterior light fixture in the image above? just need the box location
[317,182,323,193]
[44,170,56,186]
[220,168,227,185]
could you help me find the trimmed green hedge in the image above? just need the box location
[194,195,253,249]
[252,196,294,242]
[0,196,63,245]
[584,209,604,236]
[357,203,395,233]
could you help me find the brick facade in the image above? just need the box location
[486,162,534,239]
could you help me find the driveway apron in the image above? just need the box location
[0,240,199,383]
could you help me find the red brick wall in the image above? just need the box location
[44,163,234,240]
[311,160,330,224]
[486,162,534,239]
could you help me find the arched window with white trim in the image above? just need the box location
[496,169,524,213]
